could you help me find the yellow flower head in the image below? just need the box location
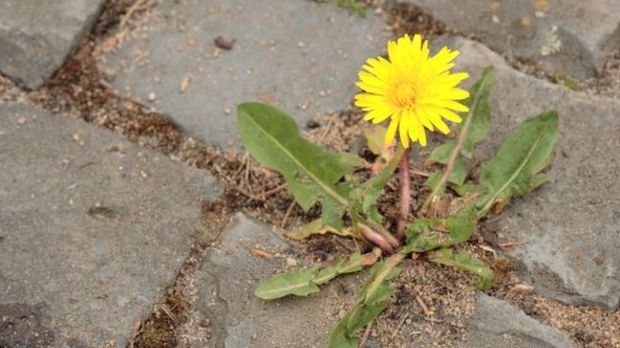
[355,34,470,148]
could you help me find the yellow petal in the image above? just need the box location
[414,107,434,131]
[423,108,451,134]
[399,115,410,148]
[385,114,400,145]
[411,116,427,146]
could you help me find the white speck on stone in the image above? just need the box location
[17,117,26,124]
[535,11,546,18]
[492,15,500,23]
[179,76,191,92]
[147,92,156,101]
[541,25,561,56]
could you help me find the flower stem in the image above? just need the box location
[396,147,411,241]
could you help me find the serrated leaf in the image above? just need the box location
[238,103,359,226]
[404,217,475,253]
[428,141,455,164]
[285,218,352,240]
[446,216,476,244]
[404,218,433,243]
[460,68,495,158]
[256,253,365,300]
[327,253,405,348]
[427,248,495,290]
[423,68,496,208]
[344,302,385,333]
[350,146,404,217]
[454,182,485,197]
[425,157,466,189]
[254,268,320,300]
[322,192,347,230]
[361,254,404,304]
[328,323,359,348]
[476,111,559,215]
[529,173,549,192]
[313,253,363,285]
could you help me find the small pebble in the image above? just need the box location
[285,257,297,267]
[147,92,156,101]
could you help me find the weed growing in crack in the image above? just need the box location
[238,34,559,347]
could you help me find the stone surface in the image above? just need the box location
[0,102,222,347]
[0,0,106,89]
[99,0,390,149]
[186,213,360,348]
[401,0,620,78]
[434,36,620,309]
[464,294,575,348]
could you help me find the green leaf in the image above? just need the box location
[328,323,359,348]
[255,253,364,300]
[404,216,476,253]
[454,182,485,197]
[336,0,367,17]
[284,218,352,240]
[238,103,360,227]
[254,268,320,300]
[425,157,466,189]
[557,76,579,91]
[476,111,559,215]
[313,253,363,285]
[422,68,496,208]
[428,141,454,164]
[460,68,495,158]
[446,216,476,244]
[350,146,404,217]
[327,253,405,348]
[427,248,495,290]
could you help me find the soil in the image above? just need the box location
[0,0,618,347]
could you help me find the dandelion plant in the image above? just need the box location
[236,33,559,347]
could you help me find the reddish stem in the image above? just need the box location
[359,224,395,254]
[396,148,411,241]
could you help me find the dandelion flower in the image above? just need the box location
[355,34,470,148]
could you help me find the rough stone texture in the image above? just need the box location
[187,213,360,348]
[0,102,222,347]
[464,294,575,348]
[99,0,390,149]
[401,0,620,78]
[434,36,620,309]
[0,0,106,89]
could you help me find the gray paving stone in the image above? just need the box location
[0,0,106,89]
[186,213,360,348]
[0,102,222,347]
[464,293,575,348]
[400,0,620,78]
[434,36,620,309]
[99,0,390,149]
